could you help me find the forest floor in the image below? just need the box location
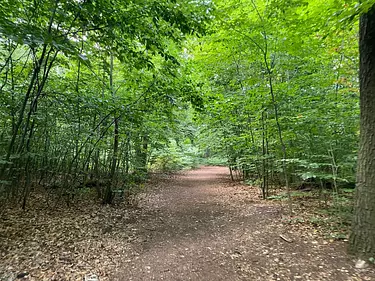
[1,166,375,281]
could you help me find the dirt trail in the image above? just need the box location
[114,166,374,281]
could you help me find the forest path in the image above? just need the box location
[115,166,371,281]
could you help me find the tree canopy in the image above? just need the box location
[1,0,374,262]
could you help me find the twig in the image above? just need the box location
[279,234,293,243]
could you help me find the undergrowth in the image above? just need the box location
[271,188,354,240]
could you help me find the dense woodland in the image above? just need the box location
[1,0,375,262]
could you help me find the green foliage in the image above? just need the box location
[0,0,212,207]
[0,0,364,208]
[190,0,360,194]
[199,156,228,166]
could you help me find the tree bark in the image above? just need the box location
[349,4,375,259]
[103,52,118,204]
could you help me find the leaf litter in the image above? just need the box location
[1,167,374,281]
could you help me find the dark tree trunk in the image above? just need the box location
[103,52,119,205]
[349,5,375,259]
[138,134,148,175]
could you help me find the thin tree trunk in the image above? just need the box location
[261,108,267,199]
[265,111,269,197]
[104,52,118,204]
[263,45,292,213]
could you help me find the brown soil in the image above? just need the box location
[1,166,374,280]
[113,166,374,281]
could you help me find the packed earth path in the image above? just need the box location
[2,166,375,281]
[114,166,374,281]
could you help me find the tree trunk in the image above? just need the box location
[103,52,118,204]
[349,5,375,259]
[261,108,267,199]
